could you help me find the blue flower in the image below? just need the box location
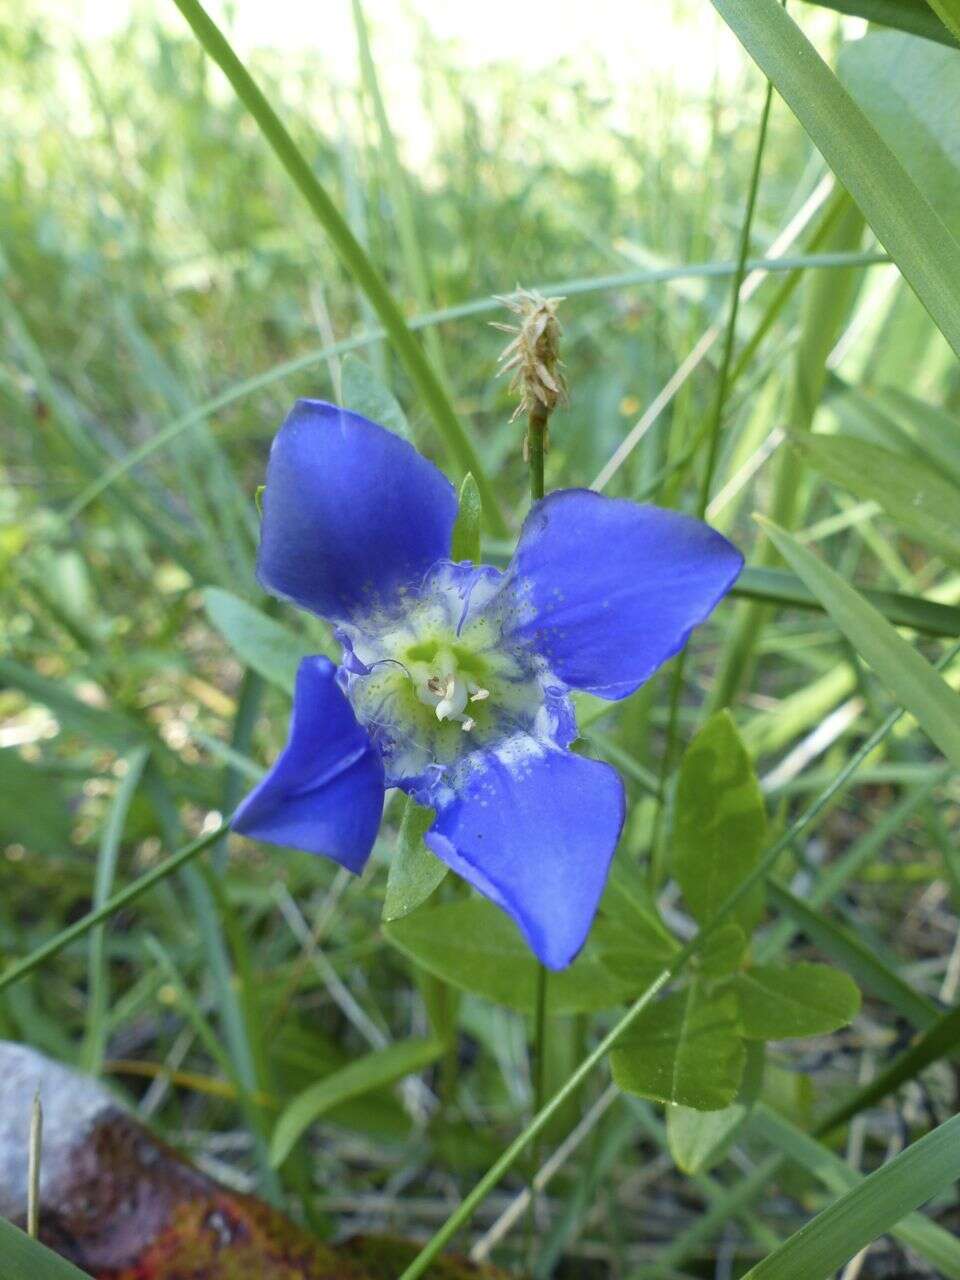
[232,400,743,969]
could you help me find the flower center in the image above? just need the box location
[410,649,490,733]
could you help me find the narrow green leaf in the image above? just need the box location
[759,518,960,769]
[384,897,675,1014]
[731,563,960,637]
[169,0,509,535]
[746,1108,960,1280]
[925,0,960,46]
[382,797,446,922]
[203,588,311,694]
[710,0,960,358]
[794,431,960,565]
[610,982,745,1110]
[0,1219,90,1279]
[451,472,482,563]
[874,386,960,488]
[270,1037,443,1167]
[735,963,861,1039]
[84,746,150,1074]
[667,1041,764,1173]
[839,30,960,239]
[799,0,956,46]
[673,710,767,936]
[340,354,410,440]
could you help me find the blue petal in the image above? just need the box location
[232,655,384,871]
[257,400,457,623]
[425,744,625,969]
[502,490,743,700]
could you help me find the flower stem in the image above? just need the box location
[525,396,549,1257]
[527,401,548,503]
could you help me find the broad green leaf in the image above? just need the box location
[759,519,960,770]
[839,31,960,240]
[710,0,960,360]
[610,982,745,1111]
[451,472,482,563]
[768,881,937,1030]
[794,431,960,565]
[744,1109,960,1280]
[667,1041,764,1173]
[383,797,446,922]
[384,896,676,1014]
[799,0,956,46]
[673,711,766,936]
[698,922,748,978]
[0,1219,89,1279]
[270,1036,442,1166]
[735,963,860,1040]
[203,588,311,694]
[341,353,410,439]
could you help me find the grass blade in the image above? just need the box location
[168,0,508,535]
[746,1108,960,1279]
[759,518,960,769]
[711,0,960,358]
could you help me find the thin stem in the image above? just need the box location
[527,402,548,503]
[0,823,225,994]
[525,396,549,1256]
[649,77,774,887]
[396,637,960,1278]
[169,0,508,537]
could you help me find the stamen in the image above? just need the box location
[461,717,475,733]
[469,687,489,702]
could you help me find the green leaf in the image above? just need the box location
[928,0,960,43]
[0,750,73,855]
[270,1036,442,1166]
[384,896,676,1014]
[839,31,960,240]
[799,0,956,47]
[794,431,960,565]
[383,797,446,922]
[0,1219,89,1279]
[874,386,960,488]
[667,1041,764,1173]
[744,1110,960,1280]
[610,981,745,1111]
[759,519,960,770]
[203,588,311,694]
[698,922,748,979]
[451,472,482,563]
[340,353,410,439]
[735,963,861,1040]
[731,563,960,638]
[673,710,767,936]
[710,0,960,359]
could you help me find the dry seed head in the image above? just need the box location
[493,287,568,423]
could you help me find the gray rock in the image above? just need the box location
[0,1041,121,1219]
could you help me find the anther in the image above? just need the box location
[469,687,489,702]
